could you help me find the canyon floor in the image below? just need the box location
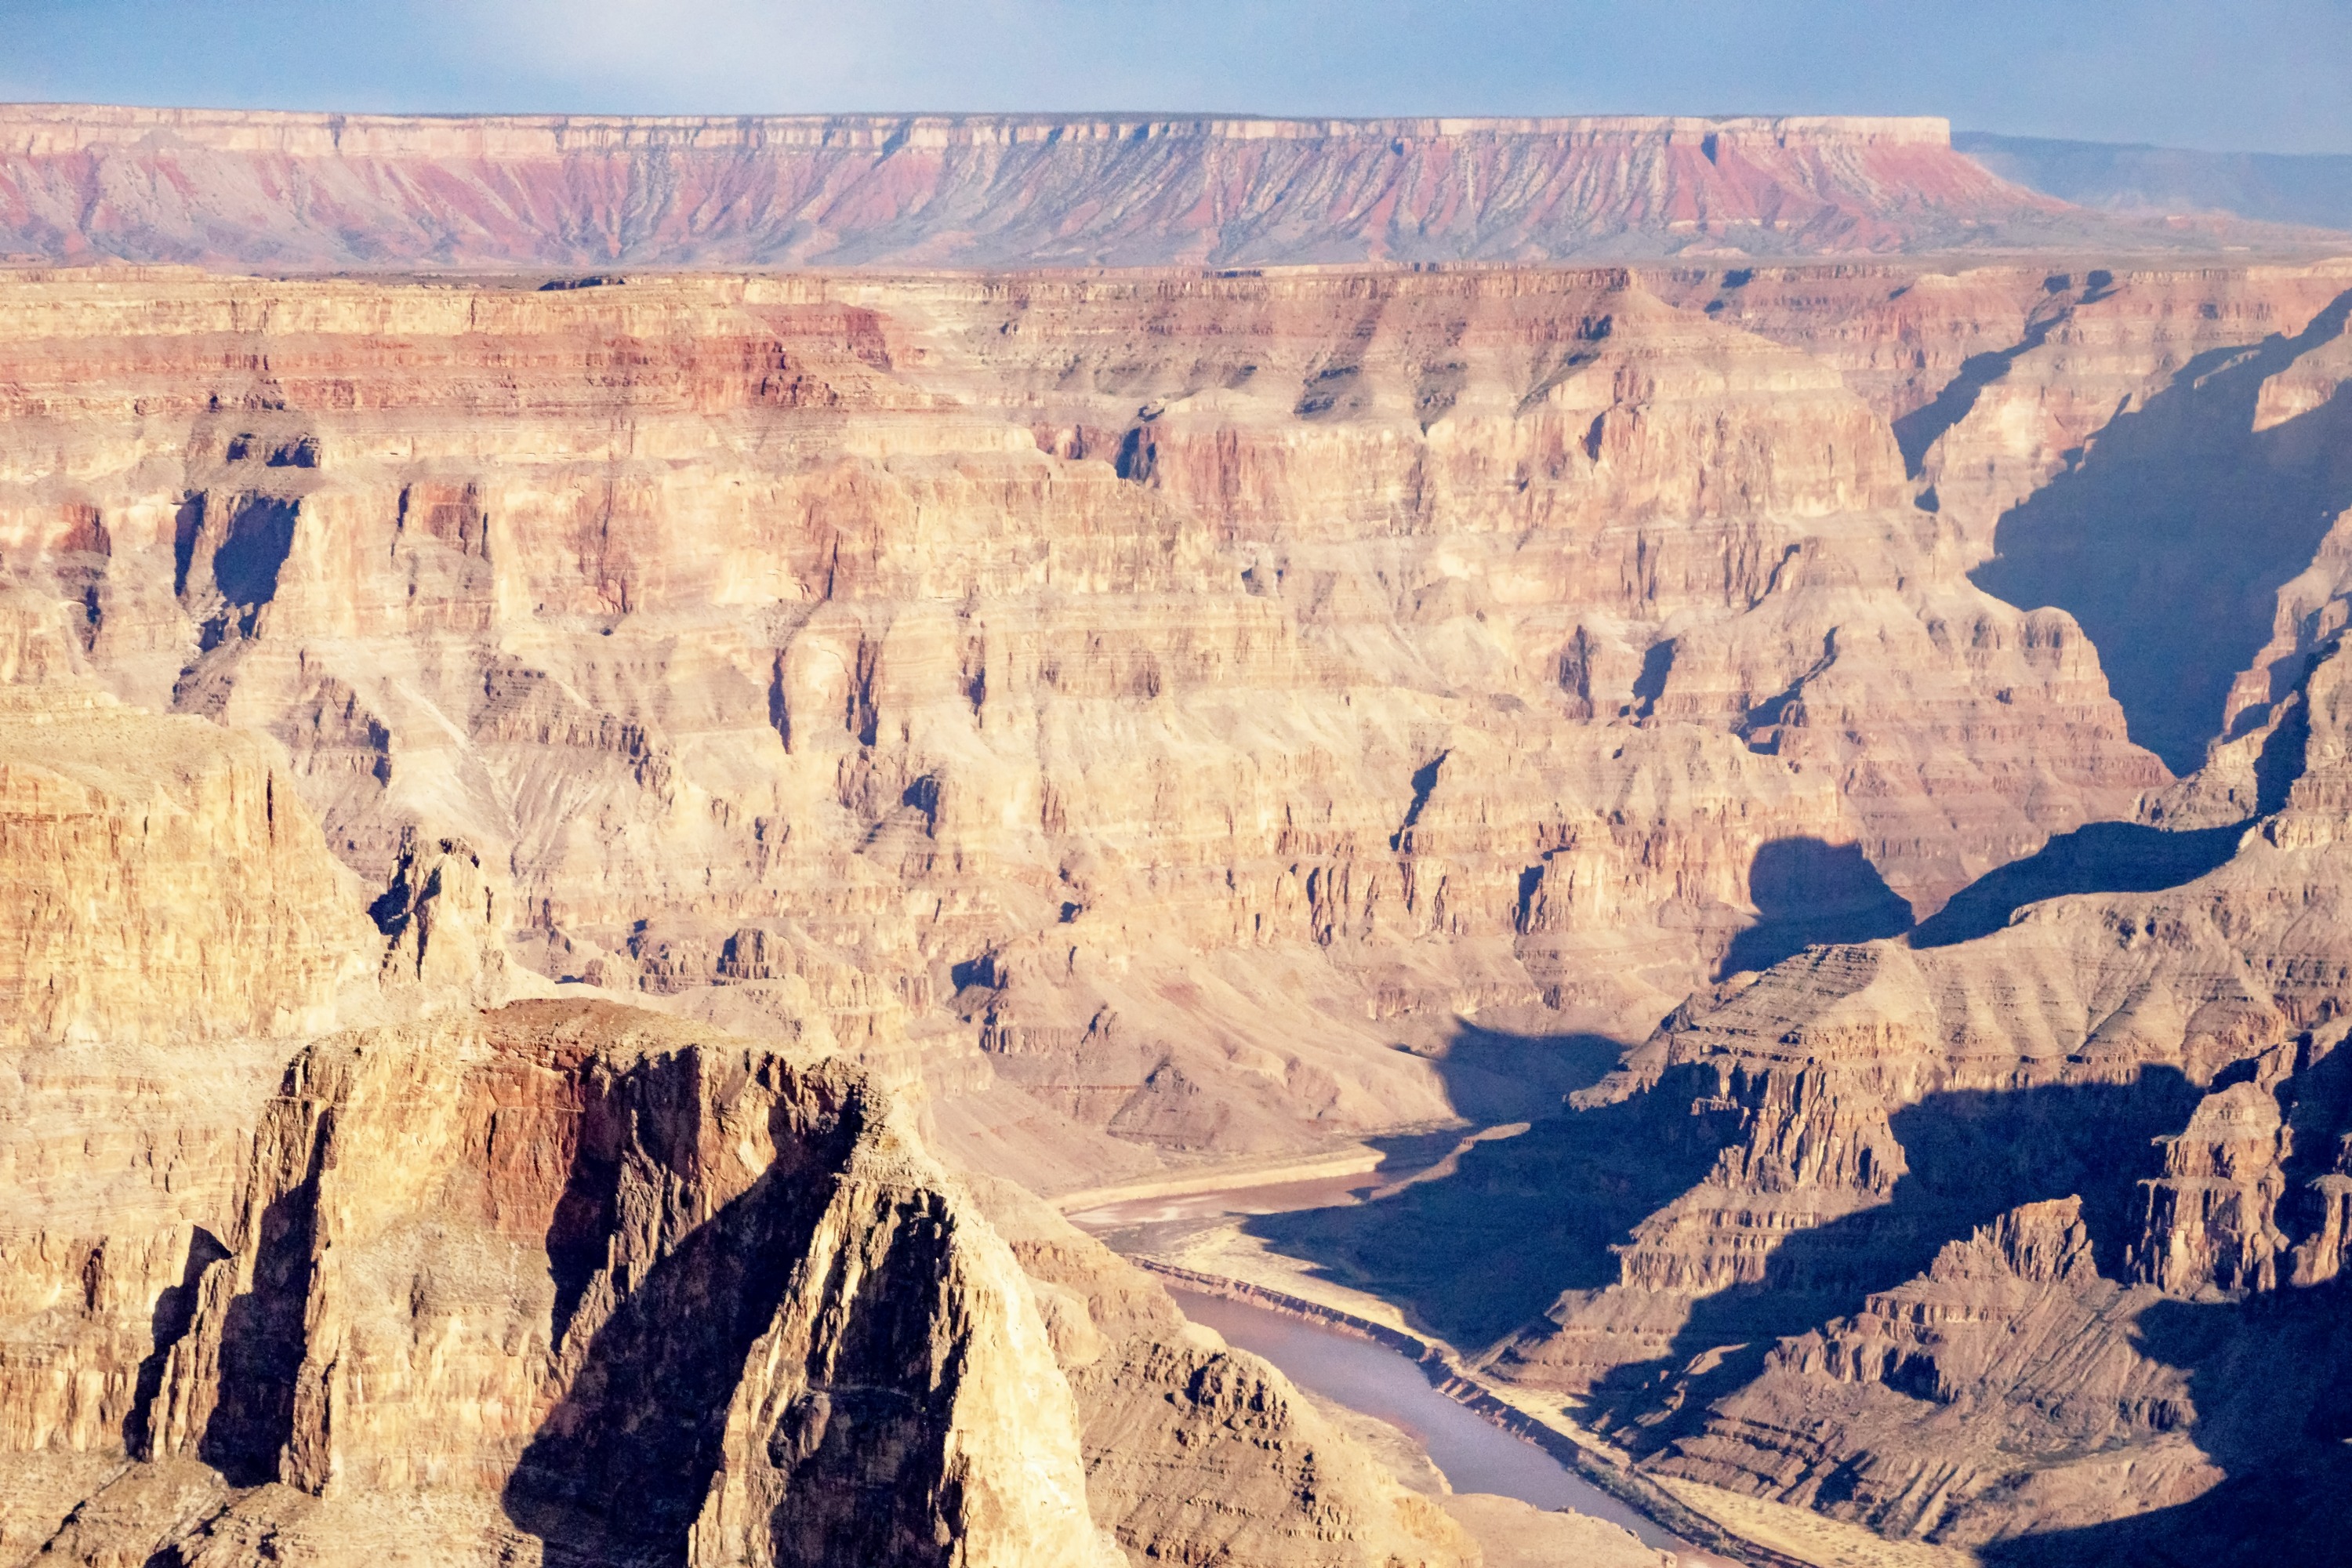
[3,211,2351,1564]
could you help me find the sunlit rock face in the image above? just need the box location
[0,107,2279,271]
[0,261,2214,1189]
[0,654,1464,1568]
[0,988,1144,1566]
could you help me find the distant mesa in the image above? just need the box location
[0,104,2334,272]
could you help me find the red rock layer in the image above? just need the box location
[0,106,2281,270]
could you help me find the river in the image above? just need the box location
[1164,1284,1690,1550]
[1065,1153,1715,1558]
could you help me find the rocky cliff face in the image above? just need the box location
[3,999,1127,1568]
[966,1175,1475,1568]
[1668,258,2352,774]
[0,106,2294,270]
[0,260,2246,1189]
[1397,634,2352,1558]
[0,594,376,1048]
[0,662,1474,1566]
[1123,256,2352,1555]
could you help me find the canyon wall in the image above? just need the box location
[0,655,1475,1566]
[0,106,2321,271]
[6,245,2352,1559]
[1286,622,2352,1559]
[7,257,2350,1189]
[1666,259,2352,773]
[2,260,2263,1190]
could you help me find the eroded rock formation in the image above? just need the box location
[6,227,2352,1562]
[0,659,1482,1566]
[2,260,2245,1191]
[5,1004,1134,1566]
[0,597,375,1048]
[968,1175,1475,1568]
[0,107,2306,271]
[1396,638,2352,1559]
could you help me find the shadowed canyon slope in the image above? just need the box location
[0,106,2332,271]
[6,238,2352,1563]
[1417,630,2352,1563]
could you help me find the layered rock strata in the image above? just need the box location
[0,1001,1487,1567]
[0,596,376,1047]
[53,1005,1119,1566]
[967,1175,1476,1568]
[0,193,2349,1568]
[0,666,1479,1567]
[1661,257,2352,773]
[1,260,2245,1187]
[0,107,2292,270]
[1404,637,2352,1555]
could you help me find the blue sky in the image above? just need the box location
[2,0,2348,154]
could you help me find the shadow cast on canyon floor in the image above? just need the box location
[1910,684,2316,949]
[1978,1287,2352,1566]
[1976,1044,2352,1561]
[1419,1021,1629,1124]
[1971,287,2352,775]
[1907,820,2245,947]
[1253,1066,2206,1417]
[1718,837,1915,979]
[1584,1070,2205,1454]
[1248,1062,1748,1348]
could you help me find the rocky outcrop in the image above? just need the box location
[0,599,376,1048]
[0,107,2291,271]
[1672,256,2352,775]
[2,1002,1122,1566]
[0,653,1479,1566]
[1648,1198,2220,1548]
[369,829,524,1008]
[0,1007,1493,1567]
[1413,636,2352,1553]
[967,1175,1476,1568]
[12,231,2352,1559]
[2129,1081,2292,1296]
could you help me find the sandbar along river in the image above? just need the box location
[1068,1163,1701,1555]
